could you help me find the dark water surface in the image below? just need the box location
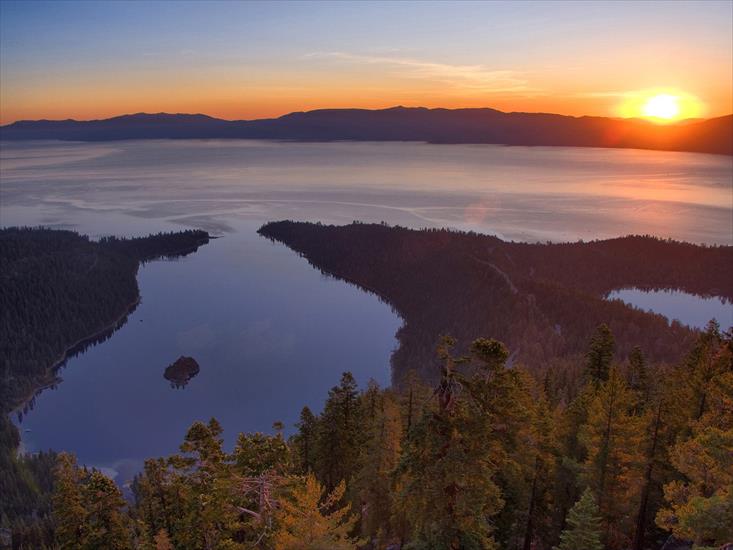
[607,288,732,330]
[2,140,730,481]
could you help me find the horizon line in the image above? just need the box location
[3,105,731,126]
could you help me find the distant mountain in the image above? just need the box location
[2,107,731,155]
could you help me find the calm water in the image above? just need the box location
[1,140,731,481]
[608,289,733,330]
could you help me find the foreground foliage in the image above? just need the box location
[42,322,733,550]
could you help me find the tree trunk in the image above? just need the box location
[523,457,540,550]
[632,401,662,550]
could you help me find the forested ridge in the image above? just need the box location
[258,221,732,385]
[0,227,209,547]
[45,323,733,550]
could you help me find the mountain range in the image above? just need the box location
[1,106,731,155]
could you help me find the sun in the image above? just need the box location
[617,89,704,123]
[642,94,680,120]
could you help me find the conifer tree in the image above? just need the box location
[52,453,87,549]
[232,431,290,477]
[396,337,511,549]
[353,390,402,543]
[169,418,241,550]
[656,327,733,546]
[154,528,174,550]
[521,394,559,550]
[52,453,131,550]
[585,324,615,384]
[580,367,644,548]
[555,488,603,550]
[133,458,180,543]
[273,473,362,550]
[81,470,131,550]
[628,346,650,406]
[552,383,594,541]
[293,406,317,473]
[314,372,363,491]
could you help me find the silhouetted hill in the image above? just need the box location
[258,221,733,385]
[2,107,731,155]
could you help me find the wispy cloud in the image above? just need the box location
[305,51,541,95]
[575,90,638,98]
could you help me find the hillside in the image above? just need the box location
[2,107,731,155]
[258,221,733,384]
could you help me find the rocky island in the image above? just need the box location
[163,356,201,388]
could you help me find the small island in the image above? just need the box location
[163,356,200,389]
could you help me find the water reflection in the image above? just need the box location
[1,140,730,244]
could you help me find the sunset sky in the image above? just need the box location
[1,0,731,124]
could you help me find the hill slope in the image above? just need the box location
[258,221,733,384]
[2,107,731,155]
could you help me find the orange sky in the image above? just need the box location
[1,1,731,124]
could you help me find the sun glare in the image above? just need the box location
[617,89,704,123]
[642,94,680,119]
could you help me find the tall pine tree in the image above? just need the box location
[555,488,603,550]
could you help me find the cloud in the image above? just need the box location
[305,51,540,95]
[574,90,638,98]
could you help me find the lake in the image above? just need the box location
[608,288,733,330]
[1,140,731,481]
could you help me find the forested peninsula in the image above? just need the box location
[258,221,732,386]
[0,227,209,544]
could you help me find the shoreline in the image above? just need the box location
[9,295,141,418]
[6,234,211,421]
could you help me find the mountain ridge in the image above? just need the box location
[2,106,731,155]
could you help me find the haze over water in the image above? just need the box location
[1,139,731,481]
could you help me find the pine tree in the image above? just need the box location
[232,431,290,477]
[585,324,615,384]
[656,327,733,546]
[396,337,514,550]
[580,367,644,548]
[627,395,666,550]
[273,473,362,550]
[628,346,650,405]
[314,372,363,491]
[52,453,131,550]
[353,390,402,542]
[154,529,174,550]
[293,406,317,473]
[81,470,131,550]
[555,488,603,550]
[551,383,595,543]
[52,453,87,549]
[133,458,180,545]
[521,394,558,550]
[168,418,242,550]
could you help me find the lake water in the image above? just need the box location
[608,288,733,330]
[1,140,731,481]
